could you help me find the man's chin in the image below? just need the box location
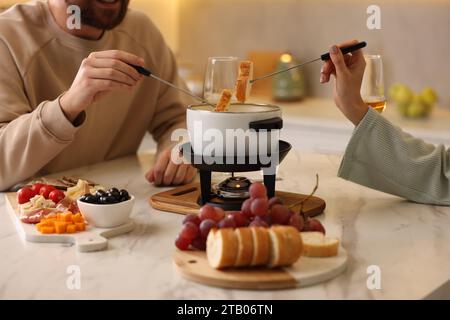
[85,18,122,30]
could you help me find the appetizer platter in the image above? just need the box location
[173,182,347,290]
[5,179,135,252]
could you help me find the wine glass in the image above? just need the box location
[361,55,386,113]
[203,57,240,183]
[203,56,239,103]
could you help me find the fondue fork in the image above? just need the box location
[250,41,367,83]
[129,64,216,108]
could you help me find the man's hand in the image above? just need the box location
[145,149,197,186]
[60,50,144,122]
[320,40,369,126]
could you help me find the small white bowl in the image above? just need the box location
[77,196,135,228]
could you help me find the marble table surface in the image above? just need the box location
[1,151,450,300]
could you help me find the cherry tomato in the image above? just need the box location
[48,189,65,204]
[31,183,45,195]
[39,185,56,199]
[17,187,36,204]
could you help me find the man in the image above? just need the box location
[0,0,196,191]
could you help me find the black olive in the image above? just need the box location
[104,195,118,204]
[108,189,120,199]
[119,197,129,202]
[95,190,106,198]
[85,194,98,204]
[87,194,99,204]
[119,189,129,200]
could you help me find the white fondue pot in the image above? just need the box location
[187,103,282,157]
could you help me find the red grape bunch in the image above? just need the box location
[175,182,325,251]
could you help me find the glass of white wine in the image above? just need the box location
[361,55,386,113]
[203,56,239,103]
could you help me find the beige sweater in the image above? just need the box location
[0,1,194,191]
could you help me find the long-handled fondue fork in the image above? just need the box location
[250,41,367,83]
[129,64,216,108]
[129,40,366,106]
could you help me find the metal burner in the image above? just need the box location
[214,176,252,199]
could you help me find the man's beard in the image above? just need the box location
[65,0,130,30]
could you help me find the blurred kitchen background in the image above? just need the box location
[1,0,450,154]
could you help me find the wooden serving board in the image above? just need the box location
[150,183,326,217]
[4,193,135,252]
[173,248,348,290]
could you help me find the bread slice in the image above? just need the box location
[214,89,233,112]
[250,227,270,266]
[235,61,253,103]
[273,226,303,266]
[301,232,339,258]
[268,227,289,267]
[234,228,254,267]
[238,61,253,78]
[207,228,238,269]
[235,76,249,103]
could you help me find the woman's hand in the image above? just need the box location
[145,149,197,186]
[320,40,369,126]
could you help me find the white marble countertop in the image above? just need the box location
[1,151,450,300]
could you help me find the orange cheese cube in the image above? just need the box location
[36,223,44,232]
[40,226,55,234]
[38,220,53,228]
[61,212,73,223]
[75,223,86,232]
[72,213,84,223]
[54,222,68,234]
[66,224,77,233]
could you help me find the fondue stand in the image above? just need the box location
[150,104,326,217]
[180,137,291,211]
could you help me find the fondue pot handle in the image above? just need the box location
[249,117,283,131]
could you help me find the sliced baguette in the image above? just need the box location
[267,227,289,267]
[276,226,303,266]
[250,227,270,266]
[301,232,339,258]
[214,89,233,112]
[234,228,254,267]
[206,228,238,269]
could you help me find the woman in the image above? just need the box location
[321,40,450,205]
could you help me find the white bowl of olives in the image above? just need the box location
[77,188,134,228]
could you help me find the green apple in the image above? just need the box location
[420,87,438,106]
[396,85,413,106]
[406,95,427,118]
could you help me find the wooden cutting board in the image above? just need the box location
[173,248,348,290]
[149,183,326,217]
[4,193,135,252]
